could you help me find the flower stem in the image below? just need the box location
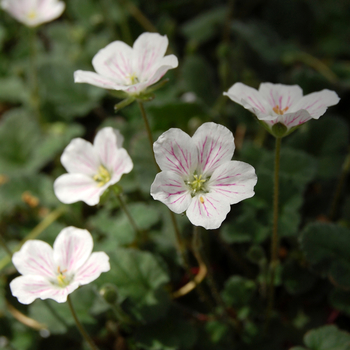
[115,191,141,240]
[193,226,240,330]
[67,295,99,350]
[266,136,282,327]
[136,101,209,302]
[29,27,42,125]
[137,100,160,171]
[329,148,350,221]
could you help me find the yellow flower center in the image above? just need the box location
[27,10,37,20]
[126,73,140,85]
[186,174,208,196]
[56,267,69,287]
[272,105,289,115]
[93,165,111,187]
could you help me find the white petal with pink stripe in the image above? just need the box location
[74,32,178,95]
[224,82,339,133]
[54,127,133,206]
[10,227,110,304]
[151,122,257,229]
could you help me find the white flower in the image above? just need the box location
[224,82,340,136]
[74,32,178,96]
[1,0,65,27]
[54,127,133,206]
[10,227,110,304]
[150,122,257,230]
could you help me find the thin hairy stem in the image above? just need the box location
[29,27,41,124]
[266,137,282,328]
[137,100,160,170]
[67,295,99,350]
[115,191,141,239]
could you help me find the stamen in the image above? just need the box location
[186,174,208,196]
[93,165,111,187]
[273,105,289,115]
[27,10,37,19]
[200,196,205,204]
[126,73,140,85]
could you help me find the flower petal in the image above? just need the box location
[12,240,56,279]
[74,252,110,285]
[154,128,197,177]
[258,83,303,111]
[53,227,93,273]
[143,55,179,87]
[61,138,99,176]
[93,127,123,170]
[54,173,105,206]
[10,275,67,304]
[132,32,169,80]
[192,122,235,176]
[74,70,119,89]
[259,109,312,129]
[224,82,270,118]
[151,171,192,214]
[92,41,134,85]
[109,148,133,184]
[186,193,231,230]
[208,161,257,204]
[291,89,340,119]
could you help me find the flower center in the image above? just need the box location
[273,105,289,115]
[93,165,111,187]
[186,174,208,196]
[126,73,140,85]
[27,10,37,20]
[56,267,70,288]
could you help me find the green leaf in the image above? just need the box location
[330,288,350,316]
[221,276,256,312]
[134,308,197,350]
[181,6,227,44]
[28,285,97,334]
[180,55,216,105]
[286,116,349,179]
[282,260,317,295]
[298,325,350,350]
[300,222,350,288]
[0,76,30,103]
[89,202,160,248]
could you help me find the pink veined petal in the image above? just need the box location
[258,83,303,112]
[154,128,198,177]
[74,70,120,90]
[94,127,124,149]
[192,122,235,176]
[109,148,133,184]
[151,171,192,214]
[53,227,93,273]
[92,41,134,85]
[224,82,270,119]
[74,252,110,285]
[291,89,340,119]
[12,240,56,279]
[10,275,60,305]
[93,127,121,171]
[36,0,65,24]
[141,55,179,88]
[186,193,231,230]
[208,161,257,205]
[54,173,105,206]
[132,32,169,80]
[61,138,99,176]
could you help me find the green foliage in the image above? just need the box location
[290,325,350,350]
[301,222,350,288]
